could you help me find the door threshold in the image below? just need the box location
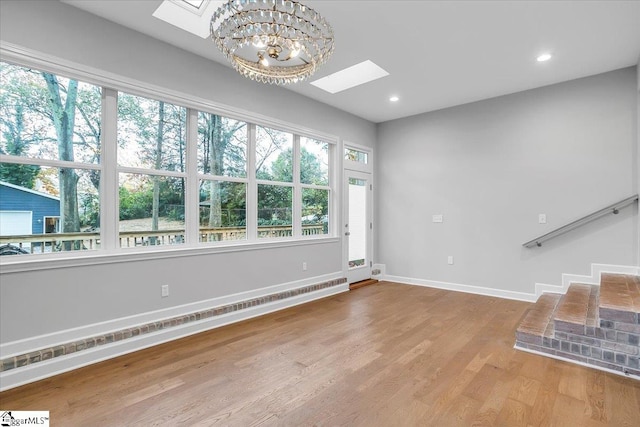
[349,278,379,290]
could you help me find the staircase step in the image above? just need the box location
[554,284,598,335]
[599,274,640,325]
[515,272,640,379]
[516,293,562,345]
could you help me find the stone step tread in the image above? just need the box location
[599,274,640,314]
[554,283,598,326]
[517,293,562,339]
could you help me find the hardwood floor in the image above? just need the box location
[1,281,639,426]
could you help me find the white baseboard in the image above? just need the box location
[0,272,341,359]
[0,278,347,391]
[371,263,386,278]
[383,275,537,302]
[384,263,639,303]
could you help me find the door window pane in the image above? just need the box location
[348,177,367,267]
[199,180,246,242]
[119,173,185,247]
[197,113,247,178]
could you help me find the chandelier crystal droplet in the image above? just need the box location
[210,0,334,85]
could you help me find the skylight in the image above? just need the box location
[153,1,223,37]
[310,60,389,94]
[181,0,206,9]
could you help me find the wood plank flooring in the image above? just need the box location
[1,281,639,426]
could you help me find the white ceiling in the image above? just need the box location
[61,0,640,123]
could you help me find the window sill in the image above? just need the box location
[0,236,340,274]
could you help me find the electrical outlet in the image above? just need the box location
[161,284,169,297]
[447,256,454,265]
[302,262,307,271]
[432,214,443,223]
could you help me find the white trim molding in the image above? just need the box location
[382,263,639,304]
[534,263,640,297]
[383,275,538,302]
[0,273,348,391]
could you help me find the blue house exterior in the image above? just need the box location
[0,181,60,235]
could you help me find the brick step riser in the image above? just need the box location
[515,273,640,377]
[599,308,639,325]
[515,326,639,372]
[552,330,639,356]
[517,341,640,376]
[556,321,640,342]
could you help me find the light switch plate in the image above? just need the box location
[432,214,443,223]
[539,214,547,224]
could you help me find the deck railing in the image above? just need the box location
[0,225,326,254]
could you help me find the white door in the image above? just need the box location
[0,211,32,236]
[344,170,372,284]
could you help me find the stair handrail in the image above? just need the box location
[523,194,639,248]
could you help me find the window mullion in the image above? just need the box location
[101,88,118,251]
[185,109,199,245]
[293,135,301,237]
[247,124,258,241]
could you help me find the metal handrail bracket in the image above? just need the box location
[523,194,639,248]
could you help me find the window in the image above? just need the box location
[345,147,368,164]
[117,93,187,247]
[300,137,330,236]
[44,216,60,234]
[256,126,294,238]
[0,62,101,254]
[197,112,248,242]
[0,59,336,259]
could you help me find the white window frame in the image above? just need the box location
[43,216,61,234]
[0,46,339,273]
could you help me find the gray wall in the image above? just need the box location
[0,1,375,145]
[1,0,638,346]
[0,1,375,343]
[637,62,640,266]
[377,67,638,293]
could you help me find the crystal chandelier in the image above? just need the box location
[210,0,334,85]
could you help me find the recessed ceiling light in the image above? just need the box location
[310,60,389,94]
[537,53,552,62]
[389,96,399,102]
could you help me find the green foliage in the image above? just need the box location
[266,147,325,184]
[119,178,185,221]
[257,184,292,223]
[79,192,99,228]
[199,181,246,227]
[119,186,153,221]
[0,163,40,188]
[302,188,329,233]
